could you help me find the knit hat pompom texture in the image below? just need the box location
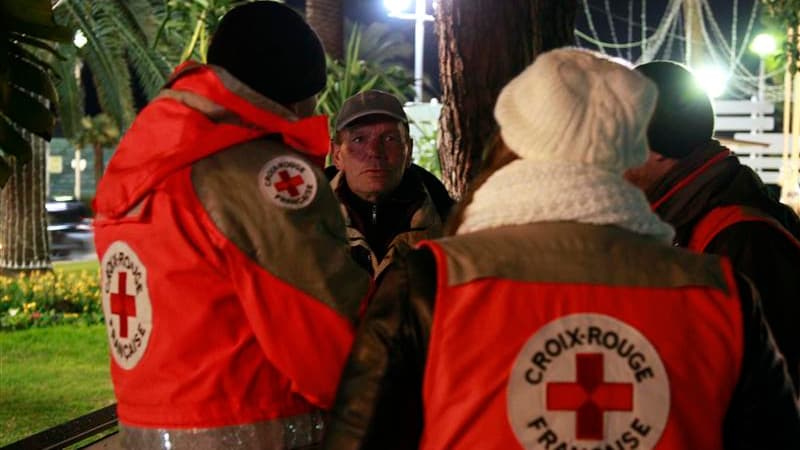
[207,1,326,105]
[495,48,658,174]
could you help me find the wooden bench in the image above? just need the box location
[728,132,795,185]
[711,99,797,186]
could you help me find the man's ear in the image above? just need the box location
[331,140,343,169]
[403,126,414,167]
[651,151,670,163]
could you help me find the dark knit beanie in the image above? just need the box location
[207,1,327,106]
[635,61,715,159]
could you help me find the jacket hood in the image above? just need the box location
[94,62,330,218]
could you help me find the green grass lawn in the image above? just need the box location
[0,324,114,446]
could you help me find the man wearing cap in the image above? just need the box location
[92,2,371,448]
[625,60,800,391]
[329,90,452,279]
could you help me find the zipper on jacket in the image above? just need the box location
[371,204,377,225]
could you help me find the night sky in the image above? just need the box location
[293,0,768,100]
[85,0,770,114]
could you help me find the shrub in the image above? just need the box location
[0,269,103,330]
[316,25,414,121]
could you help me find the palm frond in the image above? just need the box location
[1,1,73,41]
[119,0,163,41]
[52,44,84,140]
[349,20,412,67]
[85,48,136,130]
[6,42,59,76]
[98,0,170,98]
[8,51,59,108]
[0,0,70,186]
[57,0,136,129]
[8,33,65,60]
[0,112,35,163]
[316,26,414,122]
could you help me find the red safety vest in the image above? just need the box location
[94,63,359,429]
[418,230,743,450]
[689,205,800,252]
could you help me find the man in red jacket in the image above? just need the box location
[92,2,371,448]
[625,61,800,390]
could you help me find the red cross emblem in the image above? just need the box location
[110,272,137,338]
[274,170,305,197]
[546,353,634,440]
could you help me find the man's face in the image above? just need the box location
[333,116,412,203]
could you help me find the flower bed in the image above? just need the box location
[0,269,103,330]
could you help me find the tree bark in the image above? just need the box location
[436,0,576,198]
[306,0,344,60]
[531,0,578,55]
[0,134,51,274]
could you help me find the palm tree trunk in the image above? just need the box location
[306,0,344,60]
[435,0,576,198]
[0,133,51,274]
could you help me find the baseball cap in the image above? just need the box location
[334,90,408,131]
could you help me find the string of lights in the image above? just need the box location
[696,0,784,100]
[642,0,648,54]
[604,0,623,58]
[627,0,634,60]
[578,0,683,61]
[576,0,786,100]
[638,0,684,64]
[581,0,608,55]
[662,12,682,62]
[731,0,738,67]
[699,0,758,76]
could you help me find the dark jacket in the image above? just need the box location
[322,223,800,450]
[327,165,452,278]
[647,140,800,389]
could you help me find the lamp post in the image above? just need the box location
[384,0,434,102]
[71,30,87,200]
[70,150,86,200]
[750,33,777,102]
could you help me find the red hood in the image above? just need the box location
[94,62,330,218]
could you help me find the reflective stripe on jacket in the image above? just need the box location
[689,205,800,252]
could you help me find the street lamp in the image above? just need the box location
[694,66,729,99]
[750,33,778,101]
[72,29,88,199]
[384,0,433,102]
[73,30,87,49]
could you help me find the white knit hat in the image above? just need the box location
[458,48,674,242]
[494,48,657,173]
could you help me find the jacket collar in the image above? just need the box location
[647,141,740,231]
[330,170,443,276]
[330,169,432,227]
